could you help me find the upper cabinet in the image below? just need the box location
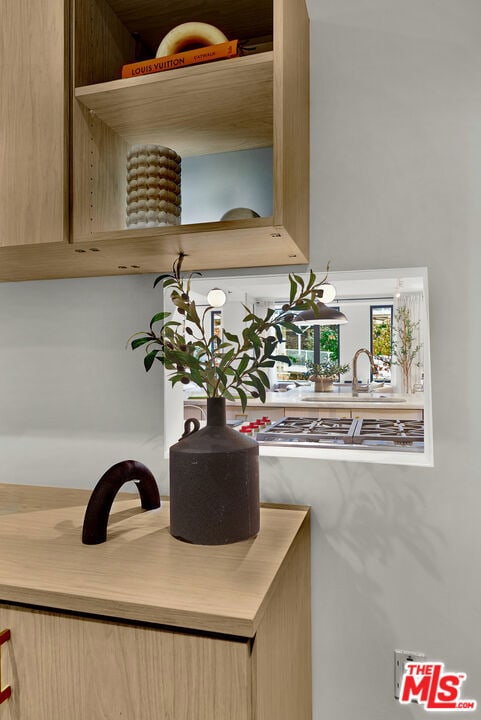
[0,0,309,281]
[0,0,68,248]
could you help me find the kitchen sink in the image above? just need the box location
[299,394,407,403]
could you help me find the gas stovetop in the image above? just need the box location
[257,417,424,451]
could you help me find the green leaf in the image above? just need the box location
[274,324,284,343]
[149,312,169,330]
[162,321,181,328]
[189,368,204,387]
[131,336,152,350]
[237,354,250,376]
[219,347,236,369]
[293,274,305,291]
[144,350,159,372]
[153,274,173,288]
[215,367,228,388]
[237,387,248,412]
[256,369,270,388]
[306,269,316,291]
[272,354,292,365]
[247,374,266,401]
[280,321,303,335]
[289,275,297,304]
[263,336,277,355]
[224,330,239,343]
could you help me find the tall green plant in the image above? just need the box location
[392,305,422,393]
[130,256,331,411]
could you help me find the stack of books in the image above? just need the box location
[121,40,239,79]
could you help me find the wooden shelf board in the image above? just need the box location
[0,219,307,282]
[75,53,273,156]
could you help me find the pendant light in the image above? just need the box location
[293,301,348,326]
[292,281,347,326]
[207,287,227,307]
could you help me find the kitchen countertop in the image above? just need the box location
[185,387,424,410]
[0,483,308,637]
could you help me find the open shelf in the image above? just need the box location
[71,0,309,274]
[75,53,273,155]
[102,0,273,59]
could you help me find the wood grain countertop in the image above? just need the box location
[0,484,309,637]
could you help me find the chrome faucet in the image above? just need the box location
[352,348,377,396]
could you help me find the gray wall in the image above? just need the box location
[1,1,480,718]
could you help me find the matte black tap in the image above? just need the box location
[82,460,161,545]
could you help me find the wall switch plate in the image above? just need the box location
[394,649,426,700]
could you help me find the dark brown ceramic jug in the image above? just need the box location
[169,397,260,545]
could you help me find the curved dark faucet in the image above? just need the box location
[82,460,161,545]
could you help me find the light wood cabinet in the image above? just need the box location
[0,484,311,719]
[1,605,250,720]
[0,0,309,281]
[0,0,68,250]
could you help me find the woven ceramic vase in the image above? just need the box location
[126,144,181,228]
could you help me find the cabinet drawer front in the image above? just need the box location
[350,408,423,420]
[287,407,350,419]
[0,605,251,720]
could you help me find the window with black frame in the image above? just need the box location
[370,305,393,381]
[277,308,340,380]
[210,310,222,353]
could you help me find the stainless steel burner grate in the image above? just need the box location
[352,418,424,444]
[257,417,357,444]
[257,416,424,448]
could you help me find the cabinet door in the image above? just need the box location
[0,0,67,247]
[0,605,251,720]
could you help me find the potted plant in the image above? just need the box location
[130,255,331,544]
[392,304,422,394]
[306,359,350,392]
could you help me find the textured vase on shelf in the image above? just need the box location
[126,144,181,229]
[169,397,260,545]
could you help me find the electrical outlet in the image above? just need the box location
[394,650,426,700]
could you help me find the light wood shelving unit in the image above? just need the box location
[0,0,309,281]
[70,0,310,276]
